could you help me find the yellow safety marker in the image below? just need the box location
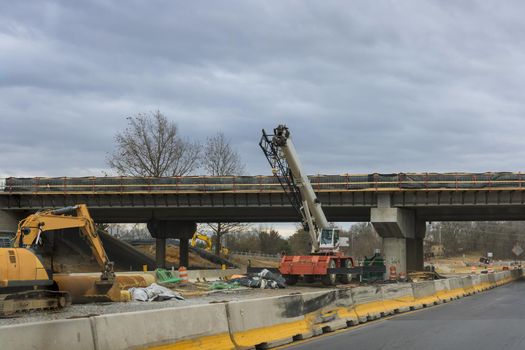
[146,333,235,350]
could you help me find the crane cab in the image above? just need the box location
[319,228,340,251]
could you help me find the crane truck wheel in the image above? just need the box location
[339,259,352,284]
[321,259,337,286]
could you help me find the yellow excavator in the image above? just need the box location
[190,232,229,257]
[0,204,115,315]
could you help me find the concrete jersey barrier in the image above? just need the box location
[0,269,522,350]
[411,281,439,306]
[380,283,416,313]
[447,277,466,299]
[351,285,385,322]
[479,274,491,290]
[0,318,95,350]
[227,293,307,348]
[226,289,361,349]
[93,303,233,350]
[460,276,475,295]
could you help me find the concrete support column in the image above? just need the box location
[371,194,426,276]
[0,210,21,233]
[155,238,166,269]
[382,237,407,274]
[406,220,426,271]
[179,238,189,268]
[147,220,196,269]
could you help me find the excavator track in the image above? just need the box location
[0,290,71,317]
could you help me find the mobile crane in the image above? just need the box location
[0,204,115,315]
[260,125,354,285]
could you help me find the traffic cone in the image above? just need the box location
[471,266,477,274]
[399,271,406,281]
[179,266,189,282]
[389,265,397,280]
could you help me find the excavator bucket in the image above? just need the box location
[54,273,155,303]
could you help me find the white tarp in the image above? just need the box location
[129,283,184,302]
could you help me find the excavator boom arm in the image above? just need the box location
[14,205,114,280]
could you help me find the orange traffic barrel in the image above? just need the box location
[179,266,189,282]
[389,265,397,280]
[471,266,477,274]
[399,271,406,281]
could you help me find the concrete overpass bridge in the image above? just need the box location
[2,172,525,273]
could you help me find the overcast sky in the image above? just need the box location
[2,1,525,178]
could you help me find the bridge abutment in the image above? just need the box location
[371,194,425,276]
[147,220,196,269]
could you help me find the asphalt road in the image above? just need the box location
[284,279,525,350]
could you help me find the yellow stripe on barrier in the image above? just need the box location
[463,284,475,295]
[353,301,387,319]
[414,294,440,306]
[435,288,464,301]
[381,295,415,313]
[479,282,492,291]
[335,306,360,323]
[146,333,234,350]
[230,317,313,348]
[473,283,485,293]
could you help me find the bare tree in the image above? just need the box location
[201,132,247,255]
[347,223,382,259]
[207,222,251,255]
[202,132,245,176]
[107,111,200,176]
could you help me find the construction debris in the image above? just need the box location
[156,269,182,284]
[228,269,286,289]
[129,283,184,302]
[209,281,242,290]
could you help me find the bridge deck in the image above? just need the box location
[2,172,525,194]
[3,174,525,222]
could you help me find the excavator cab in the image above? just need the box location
[319,228,340,250]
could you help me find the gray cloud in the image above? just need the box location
[2,1,525,177]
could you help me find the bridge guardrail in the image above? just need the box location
[2,172,525,194]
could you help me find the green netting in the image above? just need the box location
[156,268,182,284]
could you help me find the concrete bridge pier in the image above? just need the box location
[0,210,23,233]
[147,220,196,269]
[406,221,425,272]
[371,194,426,277]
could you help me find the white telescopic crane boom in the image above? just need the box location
[272,126,329,231]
